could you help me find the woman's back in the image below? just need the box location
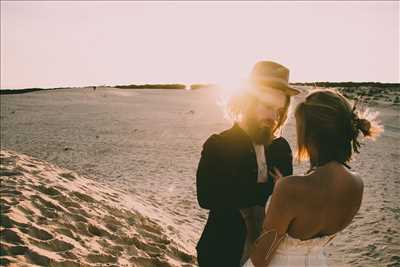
[283,161,364,240]
[243,162,364,267]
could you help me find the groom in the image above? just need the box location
[196,61,300,266]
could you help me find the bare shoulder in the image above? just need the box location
[277,175,311,189]
[273,175,308,200]
[348,171,364,191]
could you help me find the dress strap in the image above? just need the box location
[252,229,286,262]
[322,234,337,247]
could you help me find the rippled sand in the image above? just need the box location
[0,150,195,266]
[1,87,399,266]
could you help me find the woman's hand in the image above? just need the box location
[269,167,283,183]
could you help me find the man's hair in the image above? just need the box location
[295,89,383,166]
[222,90,291,138]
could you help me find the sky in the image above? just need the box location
[1,1,399,89]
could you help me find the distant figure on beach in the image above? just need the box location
[93,86,96,92]
[196,61,300,266]
[243,90,383,267]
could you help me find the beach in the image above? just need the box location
[1,87,399,266]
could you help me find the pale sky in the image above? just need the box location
[1,1,399,89]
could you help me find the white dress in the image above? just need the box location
[242,234,336,267]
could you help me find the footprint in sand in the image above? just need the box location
[97,239,124,257]
[27,237,74,252]
[25,250,82,267]
[53,194,82,209]
[0,155,18,166]
[30,195,60,219]
[24,163,38,169]
[87,223,110,237]
[16,205,35,219]
[20,225,54,241]
[54,227,81,242]
[57,251,80,261]
[129,235,166,258]
[3,197,20,209]
[129,256,171,267]
[0,214,15,228]
[86,252,118,265]
[51,260,81,267]
[169,246,195,263]
[1,244,29,256]
[66,207,90,223]
[0,169,21,177]
[58,172,77,181]
[0,229,24,245]
[33,184,61,197]
[0,174,17,188]
[0,201,11,214]
[72,222,94,237]
[103,214,125,232]
[69,191,96,203]
[0,187,22,198]
[137,228,171,246]
[24,249,52,266]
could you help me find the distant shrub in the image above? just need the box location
[291,82,399,90]
[0,88,45,94]
[190,84,214,90]
[365,90,374,97]
[115,84,186,90]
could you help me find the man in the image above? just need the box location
[196,61,301,266]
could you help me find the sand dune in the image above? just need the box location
[0,150,195,266]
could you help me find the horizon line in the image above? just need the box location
[1,81,399,91]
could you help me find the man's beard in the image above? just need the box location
[246,118,274,146]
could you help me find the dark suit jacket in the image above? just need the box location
[196,123,293,267]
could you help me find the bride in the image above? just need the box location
[243,89,383,267]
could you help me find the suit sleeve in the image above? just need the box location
[196,135,273,210]
[270,137,293,177]
[256,137,293,206]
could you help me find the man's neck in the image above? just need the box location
[239,120,266,146]
[239,121,259,145]
[238,120,251,137]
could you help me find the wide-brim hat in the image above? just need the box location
[247,61,301,97]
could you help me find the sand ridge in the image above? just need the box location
[0,150,195,266]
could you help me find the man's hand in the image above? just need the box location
[269,167,283,183]
[257,175,268,183]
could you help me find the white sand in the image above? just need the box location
[1,86,399,266]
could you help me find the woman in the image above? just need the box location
[244,89,383,267]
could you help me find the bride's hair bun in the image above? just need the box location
[356,118,371,136]
[350,100,383,153]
